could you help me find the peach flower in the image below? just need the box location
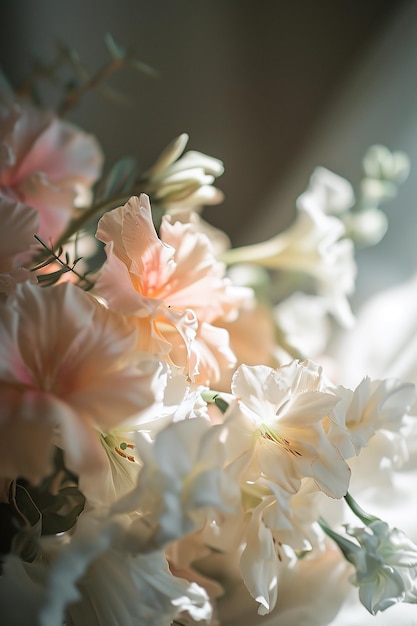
[0,281,162,484]
[0,98,103,243]
[95,194,249,385]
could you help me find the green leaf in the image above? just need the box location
[12,486,42,562]
[0,485,43,562]
[215,397,229,414]
[129,58,159,78]
[104,33,125,60]
[18,447,86,537]
[96,157,138,202]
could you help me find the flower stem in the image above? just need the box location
[318,516,358,564]
[344,492,380,526]
[201,390,230,414]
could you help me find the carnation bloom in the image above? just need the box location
[328,376,415,459]
[0,281,161,483]
[345,520,417,614]
[321,512,417,617]
[0,98,103,242]
[95,194,248,384]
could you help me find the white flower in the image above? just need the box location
[345,520,417,614]
[226,360,351,498]
[296,166,355,216]
[221,204,356,326]
[361,144,410,202]
[240,497,292,616]
[113,416,240,545]
[343,207,388,247]
[328,376,415,459]
[0,511,213,626]
[67,547,212,626]
[274,292,332,359]
[139,133,224,210]
[78,368,207,508]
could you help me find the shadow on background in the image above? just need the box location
[0,0,405,244]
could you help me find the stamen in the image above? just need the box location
[261,425,302,457]
[115,442,135,462]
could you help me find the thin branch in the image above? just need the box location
[57,57,127,116]
[31,235,95,290]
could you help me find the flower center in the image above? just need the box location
[114,441,136,462]
[261,423,302,457]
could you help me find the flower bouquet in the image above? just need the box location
[1,38,417,626]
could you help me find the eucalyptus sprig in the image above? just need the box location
[15,34,156,114]
[31,235,95,290]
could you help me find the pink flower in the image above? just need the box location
[0,195,39,295]
[95,194,248,385]
[0,282,162,484]
[0,98,103,243]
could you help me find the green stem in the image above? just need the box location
[201,390,230,414]
[55,193,133,249]
[318,516,359,564]
[344,492,380,526]
[58,57,126,116]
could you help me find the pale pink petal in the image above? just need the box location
[0,102,52,183]
[14,117,102,186]
[0,196,39,268]
[0,386,55,483]
[95,241,161,316]
[95,195,246,385]
[0,99,103,243]
[121,195,176,290]
[17,173,76,242]
[0,282,161,482]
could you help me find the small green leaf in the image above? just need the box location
[129,58,159,77]
[96,157,138,202]
[214,397,229,414]
[2,485,43,563]
[104,33,125,60]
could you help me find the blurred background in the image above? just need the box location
[1,0,417,303]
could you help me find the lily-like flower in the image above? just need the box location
[79,369,209,508]
[0,98,103,243]
[0,281,162,483]
[225,360,351,498]
[221,204,356,326]
[95,194,249,384]
[139,133,224,210]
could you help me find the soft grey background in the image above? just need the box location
[0,2,403,229]
[1,0,417,303]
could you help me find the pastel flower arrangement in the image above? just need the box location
[1,40,417,626]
